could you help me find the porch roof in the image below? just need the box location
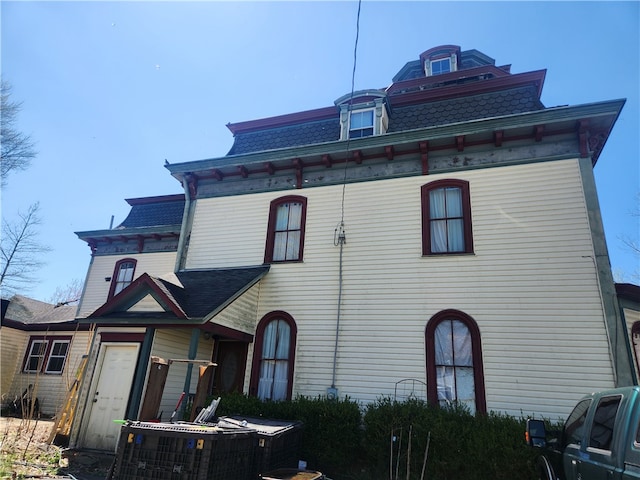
[82,266,269,338]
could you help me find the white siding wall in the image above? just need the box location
[7,331,92,416]
[188,158,615,420]
[212,282,262,334]
[149,329,214,422]
[1,327,27,396]
[78,252,177,317]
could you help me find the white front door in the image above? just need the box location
[82,343,139,451]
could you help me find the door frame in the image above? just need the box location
[79,342,140,450]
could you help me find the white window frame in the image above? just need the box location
[24,340,48,373]
[430,57,452,76]
[44,339,71,374]
[348,109,375,139]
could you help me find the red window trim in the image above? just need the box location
[107,258,137,299]
[249,311,297,400]
[425,310,486,414]
[421,179,474,255]
[21,335,72,375]
[264,196,307,264]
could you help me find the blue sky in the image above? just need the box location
[2,1,639,302]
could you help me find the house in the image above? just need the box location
[70,45,635,451]
[0,294,90,417]
[618,283,640,380]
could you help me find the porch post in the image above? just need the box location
[180,329,201,417]
[127,327,155,419]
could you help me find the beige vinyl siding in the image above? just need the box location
[149,329,214,422]
[8,331,92,416]
[1,327,27,396]
[190,158,614,420]
[128,295,164,313]
[78,252,177,317]
[209,282,262,334]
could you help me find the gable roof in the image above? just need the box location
[1,294,79,331]
[86,265,270,325]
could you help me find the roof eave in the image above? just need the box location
[166,98,625,179]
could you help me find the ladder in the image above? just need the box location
[48,322,96,445]
[48,353,88,445]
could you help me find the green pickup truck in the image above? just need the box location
[526,386,640,480]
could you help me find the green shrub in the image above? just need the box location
[216,393,362,474]
[213,394,538,480]
[362,397,538,480]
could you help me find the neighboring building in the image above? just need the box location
[618,283,640,381]
[71,45,635,450]
[0,295,89,417]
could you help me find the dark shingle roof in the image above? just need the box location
[2,295,76,325]
[168,266,269,318]
[117,197,185,229]
[227,118,340,156]
[87,266,269,323]
[387,85,544,133]
[225,85,543,155]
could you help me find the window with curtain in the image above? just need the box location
[109,258,137,298]
[421,179,473,255]
[265,196,307,263]
[250,312,297,401]
[426,310,485,414]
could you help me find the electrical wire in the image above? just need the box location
[331,0,362,392]
[339,0,362,225]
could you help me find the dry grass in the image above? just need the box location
[0,417,61,478]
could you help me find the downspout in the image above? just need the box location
[329,223,346,399]
[175,175,193,272]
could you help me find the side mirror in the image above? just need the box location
[526,418,547,447]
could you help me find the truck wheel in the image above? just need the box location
[535,456,555,480]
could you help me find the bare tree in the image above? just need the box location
[1,80,37,186]
[615,192,640,282]
[48,278,84,306]
[1,203,50,296]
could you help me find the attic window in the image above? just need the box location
[349,109,375,138]
[430,58,451,76]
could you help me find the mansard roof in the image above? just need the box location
[117,194,185,229]
[75,194,184,253]
[166,45,623,196]
[225,46,545,156]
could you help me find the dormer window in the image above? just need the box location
[335,90,389,141]
[420,45,461,77]
[349,109,374,138]
[430,58,452,76]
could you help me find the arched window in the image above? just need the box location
[108,258,137,299]
[250,311,297,401]
[421,179,473,255]
[425,310,486,414]
[264,196,307,263]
